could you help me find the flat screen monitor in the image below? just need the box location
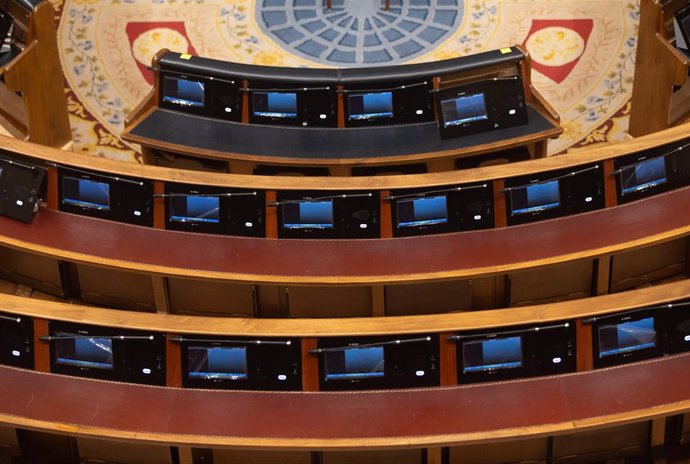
[62,176,110,211]
[162,76,205,108]
[169,195,220,224]
[252,92,298,119]
[462,336,523,373]
[187,346,248,380]
[396,195,448,228]
[597,317,657,358]
[620,157,667,196]
[324,346,385,381]
[55,335,113,370]
[282,201,334,229]
[441,93,489,128]
[511,180,560,216]
[347,92,394,121]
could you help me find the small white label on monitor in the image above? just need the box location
[684,335,690,342]
[416,109,424,115]
[415,370,425,377]
[278,374,287,381]
[245,221,253,228]
[15,200,23,206]
[359,223,368,229]
[473,215,482,220]
[585,197,593,203]
[134,210,142,216]
[509,109,516,115]
[552,357,562,364]
[225,107,232,113]
[142,368,151,374]
[11,350,20,357]
[319,114,327,119]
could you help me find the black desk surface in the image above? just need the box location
[127,105,557,161]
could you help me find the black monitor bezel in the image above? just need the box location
[317,335,439,391]
[614,154,673,204]
[159,72,243,121]
[435,77,528,140]
[57,167,154,227]
[508,179,562,218]
[504,163,605,226]
[342,80,434,127]
[48,321,166,385]
[0,311,33,369]
[247,83,338,127]
[592,309,662,369]
[457,333,528,383]
[390,183,494,237]
[456,322,577,384]
[163,183,265,237]
[276,190,380,239]
[180,336,302,391]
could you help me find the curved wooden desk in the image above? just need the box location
[0,185,688,285]
[0,354,688,449]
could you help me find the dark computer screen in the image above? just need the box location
[169,195,220,224]
[441,93,489,128]
[62,176,111,211]
[55,335,114,370]
[620,157,667,196]
[162,76,205,108]
[252,92,298,119]
[597,317,656,358]
[396,195,448,228]
[347,92,394,121]
[324,346,385,380]
[187,346,248,380]
[282,201,334,229]
[510,180,560,216]
[463,336,523,373]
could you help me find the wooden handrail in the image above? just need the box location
[1,122,690,191]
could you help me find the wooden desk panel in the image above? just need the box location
[1,186,689,284]
[1,354,690,448]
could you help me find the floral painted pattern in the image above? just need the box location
[55,0,639,162]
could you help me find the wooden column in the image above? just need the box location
[336,84,345,128]
[301,338,319,392]
[241,80,250,124]
[166,334,182,388]
[595,256,611,296]
[439,332,457,386]
[151,275,170,314]
[427,447,443,464]
[46,166,58,210]
[603,160,618,208]
[266,191,278,239]
[576,319,593,372]
[380,190,393,238]
[493,179,507,228]
[33,318,50,373]
[372,285,385,317]
[153,181,166,229]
